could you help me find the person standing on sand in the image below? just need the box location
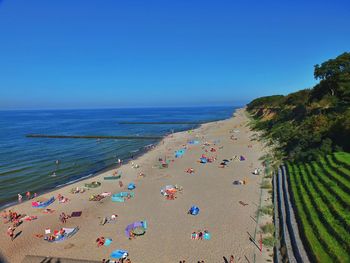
[230,255,234,263]
[18,194,22,202]
[26,191,31,200]
[7,226,15,241]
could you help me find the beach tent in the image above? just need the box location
[189,206,200,215]
[128,183,136,190]
[110,250,128,259]
[125,221,147,238]
[111,191,135,202]
[32,196,55,208]
[46,227,79,243]
[240,156,245,161]
[175,149,186,158]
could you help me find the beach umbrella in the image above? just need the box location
[204,232,211,240]
[128,183,136,190]
[189,206,200,215]
[125,221,145,238]
[132,226,145,236]
[110,250,128,259]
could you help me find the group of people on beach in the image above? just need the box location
[59,212,70,224]
[2,210,22,241]
[102,258,131,263]
[45,228,65,241]
[18,191,37,202]
[2,210,22,228]
[2,127,251,262]
[191,230,209,240]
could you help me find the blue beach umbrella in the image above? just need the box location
[204,232,211,240]
[189,206,200,215]
[128,183,136,190]
[110,250,128,259]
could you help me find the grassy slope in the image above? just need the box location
[287,152,350,263]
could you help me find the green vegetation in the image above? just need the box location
[247,52,350,261]
[247,52,350,161]
[262,236,276,247]
[286,152,350,262]
[260,180,272,189]
[261,223,275,235]
[257,204,274,216]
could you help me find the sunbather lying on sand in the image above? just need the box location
[71,187,85,194]
[57,194,69,203]
[186,168,195,174]
[43,209,55,214]
[100,214,118,225]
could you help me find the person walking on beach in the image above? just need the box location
[26,191,31,200]
[18,194,22,202]
[60,212,68,224]
[7,226,15,241]
[230,255,234,263]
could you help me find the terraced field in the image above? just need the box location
[286,152,350,263]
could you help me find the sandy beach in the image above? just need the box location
[0,108,272,263]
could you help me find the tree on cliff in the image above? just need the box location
[312,52,350,103]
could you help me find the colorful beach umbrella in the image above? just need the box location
[132,226,145,236]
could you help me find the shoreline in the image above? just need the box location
[0,120,214,210]
[0,108,272,263]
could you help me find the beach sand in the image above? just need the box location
[0,108,272,263]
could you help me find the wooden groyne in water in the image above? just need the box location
[26,134,163,140]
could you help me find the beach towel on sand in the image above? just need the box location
[71,211,82,217]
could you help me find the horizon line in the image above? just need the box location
[0,104,245,112]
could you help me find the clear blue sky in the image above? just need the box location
[0,0,349,109]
